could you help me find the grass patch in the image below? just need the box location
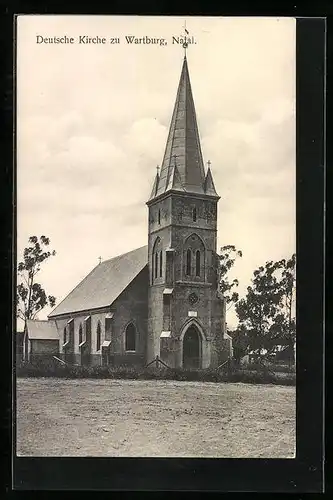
[16,359,295,386]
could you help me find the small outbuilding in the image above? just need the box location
[23,319,59,362]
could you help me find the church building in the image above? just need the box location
[31,55,232,369]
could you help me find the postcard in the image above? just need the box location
[16,15,296,461]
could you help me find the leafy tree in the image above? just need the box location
[274,253,296,361]
[235,260,282,358]
[218,245,242,308]
[212,245,242,365]
[229,324,249,365]
[235,254,296,361]
[17,235,56,322]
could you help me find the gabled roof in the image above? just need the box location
[26,320,59,340]
[48,245,148,318]
[165,163,185,192]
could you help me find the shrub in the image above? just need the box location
[245,361,295,374]
[16,361,295,386]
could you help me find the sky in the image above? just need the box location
[17,16,296,330]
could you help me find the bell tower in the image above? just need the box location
[146,55,226,369]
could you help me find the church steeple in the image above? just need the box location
[148,56,218,201]
[146,49,225,371]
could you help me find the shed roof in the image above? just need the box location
[48,245,148,318]
[26,320,59,340]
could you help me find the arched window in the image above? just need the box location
[192,207,197,222]
[159,250,163,277]
[79,324,83,345]
[125,323,136,351]
[152,237,162,281]
[186,249,192,276]
[158,209,161,225]
[63,328,67,344]
[155,252,159,278]
[184,234,205,280]
[96,321,101,351]
[196,250,201,277]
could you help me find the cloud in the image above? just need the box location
[17,16,296,329]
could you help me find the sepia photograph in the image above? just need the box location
[16,15,296,459]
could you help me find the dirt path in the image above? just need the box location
[16,378,296,458]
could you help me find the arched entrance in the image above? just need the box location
[182,325,201,369]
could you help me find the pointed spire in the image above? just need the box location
[204,161,219,197]
[148,169,159,201]
[151,56,207,200]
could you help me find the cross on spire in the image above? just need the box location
[156,165,160,175]
[182,20,189,56]
[207,160,211,168]
[98,256,102,264]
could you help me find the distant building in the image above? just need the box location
[23,320,59,362]
[28,56,232,369]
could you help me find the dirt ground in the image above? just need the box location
[16,378,296,458]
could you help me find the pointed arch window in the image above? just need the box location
[96,321,101,352]
[158,209,161,225]
[184,233,205,280]
[186,249,192,276]
[79,324,83,345]
[192,207,197,222]
[152,237,162,282]
[63,327,67,344]
[125,323,136,352]
[159,250,163,277]
[196,250,201,277]
[155,251,158,278]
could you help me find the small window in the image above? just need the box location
[196,250,201,277]
[159,250,163,277]
[158,209,161,225]
[186,249,192,276]
[63,328,67,344]
[155,251,159,278]
[152,237,162,282]
[125,323,136,351]
[192,207,197,222]
[79,324,83,344]
[96,321,101,351]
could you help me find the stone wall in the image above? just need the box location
[147,191,225,369]
[53,266,148,367]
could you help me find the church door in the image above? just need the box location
[81,345,91,366]
[182,325,201,369]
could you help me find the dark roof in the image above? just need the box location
[204,167,219,197]
[26,320,59,340]
[48,246,148,317]
[148,56,219,201]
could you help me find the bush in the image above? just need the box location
[16,361,295,386]
[245,361,295,374]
